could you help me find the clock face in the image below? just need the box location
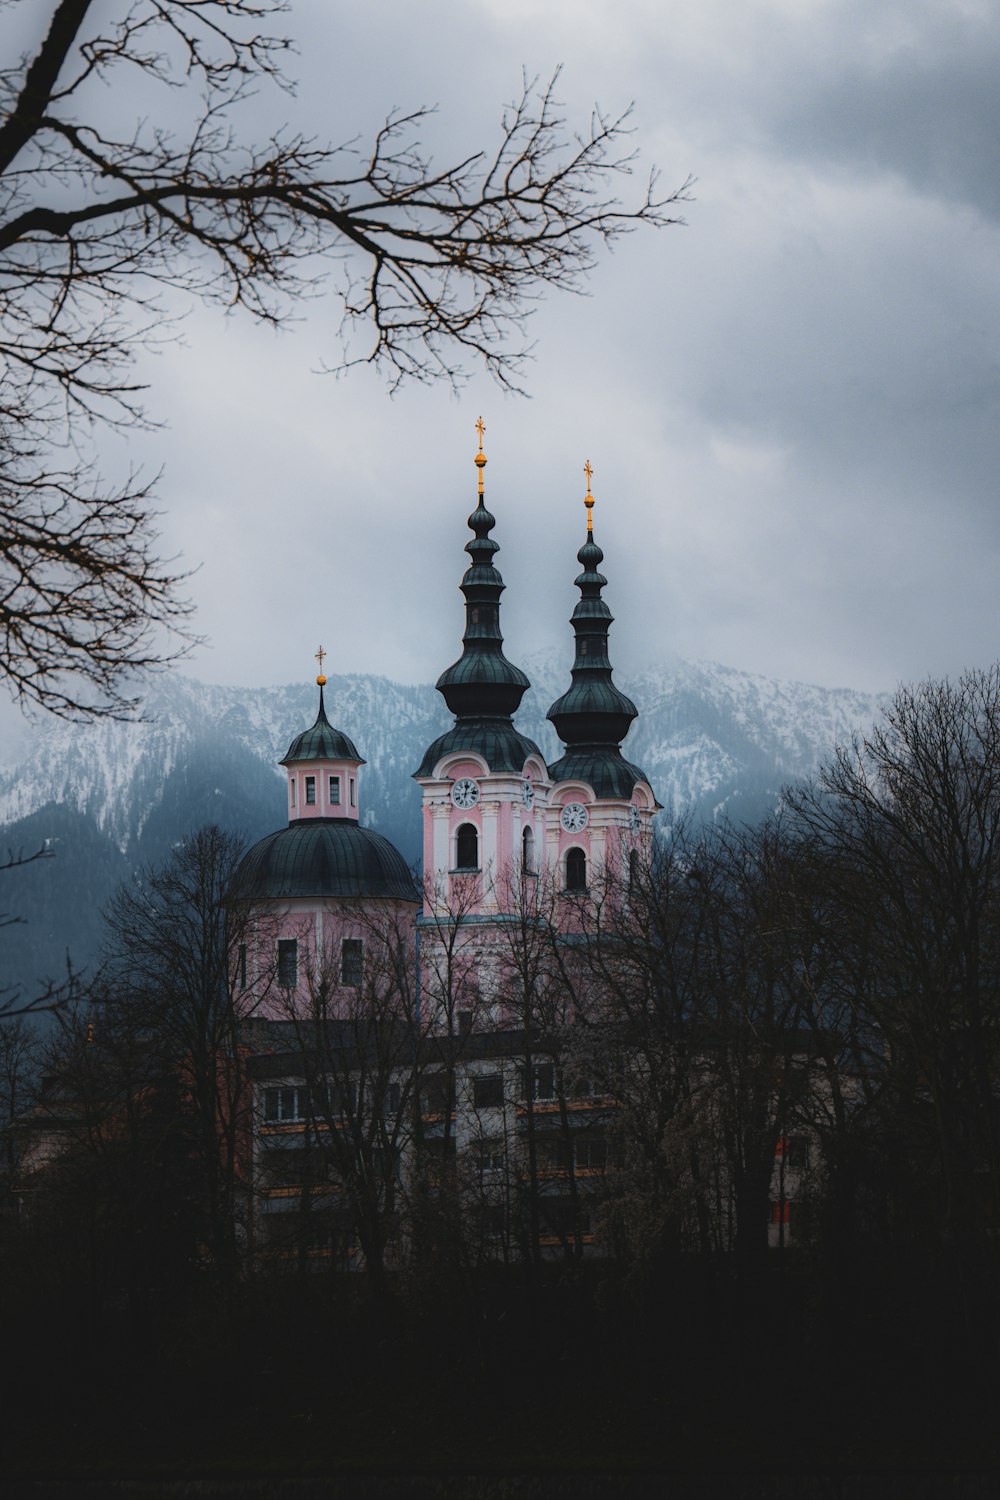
[521,779,534,809]
[451,777,480,810]
[629,805,641,835]
[560,801,589,833]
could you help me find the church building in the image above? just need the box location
[236,423,661,1265]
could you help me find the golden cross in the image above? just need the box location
[475,415,486,451]
[315,645,326,673]
[583,459,595,532]
[584,459,593,492]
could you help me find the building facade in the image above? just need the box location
[235,426,663,1266]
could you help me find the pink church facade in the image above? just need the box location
[233,428,658,1026]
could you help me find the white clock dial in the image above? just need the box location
[451,777,481,810]
[629,805,641,835]
[521,779,534,809]
[560,802,589,833]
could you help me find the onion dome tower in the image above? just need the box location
[546,465,658,893]
[415,421,549,919]
[231,653,417,1013]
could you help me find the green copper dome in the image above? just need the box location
[231,819,417,903]
[546,748,649,801]
[434,482,530,720]
[547,532,638,749]
[417,445,537,778]
[416,717,542,778]
[281,685,364,765]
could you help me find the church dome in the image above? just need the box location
[231,819,417,904]
[281,688,363,765]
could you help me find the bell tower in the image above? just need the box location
[413,422,549,1006]
[546,463,659,900]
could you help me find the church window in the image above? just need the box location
[329,775,340,806]
[522,825,535,874]
[237,942,247,991]
[341,938,363,987]
[350,778,357,808]
[305,775,316,805]
[277,938,298,989]
[565,847,587,892]
[290,779,295,806]
[628,849,640,896]
[455,823,479,871]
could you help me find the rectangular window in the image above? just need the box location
[305,775,316,805]
[341,938,363,987]
[574,1136,608,1170]
[775,1135,809,1171]
[263,1085,306,1123]
[472,1136,506,1174]
[350,777,357,808]
[421,1074,451,1116]
[520,1062,557,1102]
[290,779,296,806]
[277,938,298,989]
[329,775,340,806]
[383,1080,401,1118]
[473,1074,504,1110]
[238,942,247,991]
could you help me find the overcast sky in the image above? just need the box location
[24,0,1000,705]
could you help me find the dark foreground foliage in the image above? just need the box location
[0,1249,998,1481]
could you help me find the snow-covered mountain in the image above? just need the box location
[0,654,887,1003]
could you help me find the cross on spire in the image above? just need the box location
[583,459,595,533]
[315,644,327,685]
[474,415,487,495]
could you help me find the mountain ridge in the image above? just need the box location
[0,653,888,1003]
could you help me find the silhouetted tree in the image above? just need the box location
[0,0,687,716]
[99,825,258,1285]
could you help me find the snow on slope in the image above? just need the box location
[0,654,889,847]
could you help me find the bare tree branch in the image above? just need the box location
[0,2,687,715]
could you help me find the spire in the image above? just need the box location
[280,649,363,766]
[547,463,638,750]
[434,418,530,721]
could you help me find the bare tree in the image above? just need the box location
[99,824,259,1285]
[788,668,1000,1253]
[0,0,688,716]
[0,1013,40,1187]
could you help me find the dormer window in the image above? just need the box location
[329,775,341,806]
[305,775,316,805]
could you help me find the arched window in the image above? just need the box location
[565,846,587,892]
[522,825,535,874]
[455,823,479,871]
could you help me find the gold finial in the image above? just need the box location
[315,645,327,687]
[474,416,487,496]
[583,459,595,533]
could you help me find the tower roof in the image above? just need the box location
[546,466,651,796]
[281,682,364,766]
[231,819,417,903]
[419,420,542,774]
